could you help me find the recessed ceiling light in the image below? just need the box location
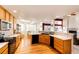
[67,15,71,16]
[13,10,17,13]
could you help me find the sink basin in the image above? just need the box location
[41,32,54,35]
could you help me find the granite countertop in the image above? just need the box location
[27,33,41,35]
[9,34,20,37]
[4,34,20,38]
[50,33,73,40]
[0,42,8,49]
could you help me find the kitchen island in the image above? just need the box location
[50,33,72,54]
[27,32,73,54]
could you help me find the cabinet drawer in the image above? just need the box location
[0,44,8,54]
[54,37,63,45]
[54,44,64,53]
[54,40,63,46]
[54,42,64,49]
[39,35,50,45]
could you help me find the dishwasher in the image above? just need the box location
[4,37,16,54]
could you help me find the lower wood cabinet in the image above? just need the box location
[39,34,50,45]
[54,37,71,54]
[0,43,8,54]
[16,35,21,49]
[2,48,8,54]
[8,35,21,54]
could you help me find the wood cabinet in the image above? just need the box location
[13,17,16,33]
[39,34,50,45]
[8,41,16,54]
[16,35,21,49]
[54,37,71,54]
[5,11,10,21]
[0,7,5,20]
[10,15,14,23]
[8,34,21,54]
[0,6,16,34]
[10,15,14,34]
[0,42,8,54]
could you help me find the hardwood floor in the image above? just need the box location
[15,35,59,54]
[28,44,59,54]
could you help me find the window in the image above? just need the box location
[54,19,63,32]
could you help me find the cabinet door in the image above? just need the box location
[10,15,14,33]
[0,7,5,20]
[16,36,20,49]
[10,15,14,23]
[13,17,16,30]
[54,37,64,53]
[54,37,63,46]
[39,34,50,45]
[54,37,71,54]
[5,11,10,21]
[64,40,71,54]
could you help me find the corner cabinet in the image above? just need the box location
[54,37,71,54]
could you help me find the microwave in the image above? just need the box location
[0,19,11,31]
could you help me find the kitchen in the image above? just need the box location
[0,5,79,54]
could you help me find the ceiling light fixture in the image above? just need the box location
[67,15,71,16]
[13,10,17,13]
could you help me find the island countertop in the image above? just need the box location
[0,42,8,49]
[50,33,73,40]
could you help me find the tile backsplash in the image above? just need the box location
[0,30,13,37]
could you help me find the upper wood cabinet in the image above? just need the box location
[10,15,14,23]
[13,17,16,30]
[0,42,8,54]
[5,11,10,21]
[0,7,5,20]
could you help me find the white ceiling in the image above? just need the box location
[3,5,79,20]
